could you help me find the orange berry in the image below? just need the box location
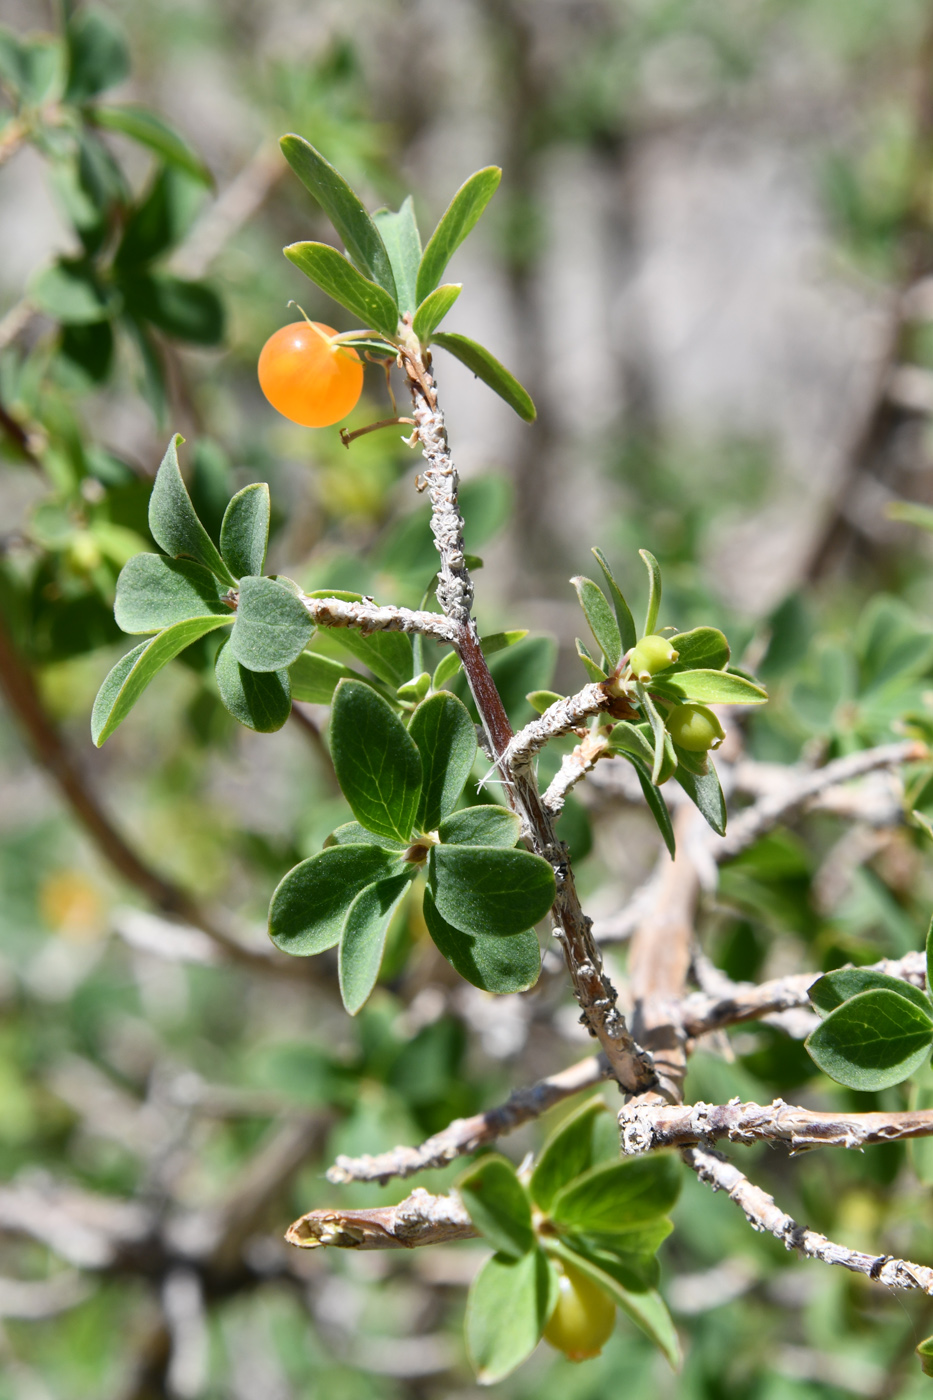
[258,321,363,427]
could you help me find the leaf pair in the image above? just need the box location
[93,436,306,744]
[269,681,555,1006]
[806,921,933,1090]
[459,1098,681,1383]
[279,135,535,421]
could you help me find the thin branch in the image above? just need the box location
[681,949,926,1038]
[686,1145,933,1294]
[326,1054,609,1185]
[543,730,612,816]
[623,1098,933,1154]
[399,336,654,1094]
[503,684,629,771]
[0,609,296,979]
[168,141,285,280]
[286,1187,475,1251]
[300,592,456,644]
[715,740,926,862]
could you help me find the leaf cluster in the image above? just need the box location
[457,1099,681,1382]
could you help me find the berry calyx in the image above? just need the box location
[628,634,678,682]
[667,702,725,752]
[543,1261,616,1362]
[258,321,363,427]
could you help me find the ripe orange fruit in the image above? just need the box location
[258,321,363,427]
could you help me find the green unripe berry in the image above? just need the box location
[667,703,725,752]
[628,634,678,682]
[543,1261,616,1362]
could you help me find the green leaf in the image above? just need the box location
[288,651,361,704]
[413,283,462,341]
[653,669,767,706]
[668,627,730,672]
[114,167,193,270]
[636,681,674,785]
[214,636,290,732]
[481,629,529,657]
[372,197,422,315]
[466,1247,558,1385]
[673,757,727,837]
[30,259,111,324]
[60,320,114,382]
[591,548,637,655]
[339,870,415,1014]
[279,135,397,299]
[416,167,501,304]
[576,637,607,683]
[438,806,520,848]
[432,332,536,422]
[432,649,462,690]
[809,969,932,1017]
[330,680,423,843]
[65,8,129,102]
[546,1241,680,1369]
[609,721,655,767]
[325,823,407,851]
[148,435,234,583]
[639,549,662,636]
[230,576,313,672]
[619,754,676,857]
[550,1153,681,1234]
[91,616,231,746]
[927,913,933,1007]
[220,484,270,580]
[527,689,564,714]
[530,1099,612,1212]
[91,105,211,183]
[429,845,555,938]
[114,553,230,634]
[308,591,413,686]
[284,242,399,340]
[457,1156,535,1260]
[559,1223,673,1294]
[572,576,622,669]
[408,692,477,831]
[422,888,540,994]
[0,29,63,104]
[805,989,933,1091]
[268,845,405,956]
[917,1334,933,1377]
[121,274,224,346]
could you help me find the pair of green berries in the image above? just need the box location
[627,635,725,754]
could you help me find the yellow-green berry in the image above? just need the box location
[543,1261,616,1362]
[667,703,725,752]
[628,634,678,682]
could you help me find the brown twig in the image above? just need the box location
[400,338,655,1095]
[286,1187,476,1251]
[326,1053,609,1185]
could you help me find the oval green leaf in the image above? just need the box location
[288,651,361,704]
[668,626,730,673]
[408,691,477,831]
[268,844,405,956]
[428,844,555,938]
[572,575,621,669]
[214,635,290,732]
[809,969,932,1017]
[422,888,540,994]
[457,1156,535,1260]
[550,1153,682,1235]
[437,805,520,848]
[805,988,933,1091]
[230,576,313,672]
[373,197,422,315]
[412,282,462,342]
[465,1247,557,1385]
[114,553,230,634]
[330,679,423,843]
[339,870,415,1014]
[416,166,501,304]
[654,669,767,706]
[148,435,234,584]
[530,1098,612,1213]
[220,483,270,581]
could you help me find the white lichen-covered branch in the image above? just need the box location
[286,1188,476,1251]
[621,1098,933,1154]
[300,593,457,644]
[686,1146,933,1294]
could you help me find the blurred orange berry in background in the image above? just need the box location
[258,321,364,427]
